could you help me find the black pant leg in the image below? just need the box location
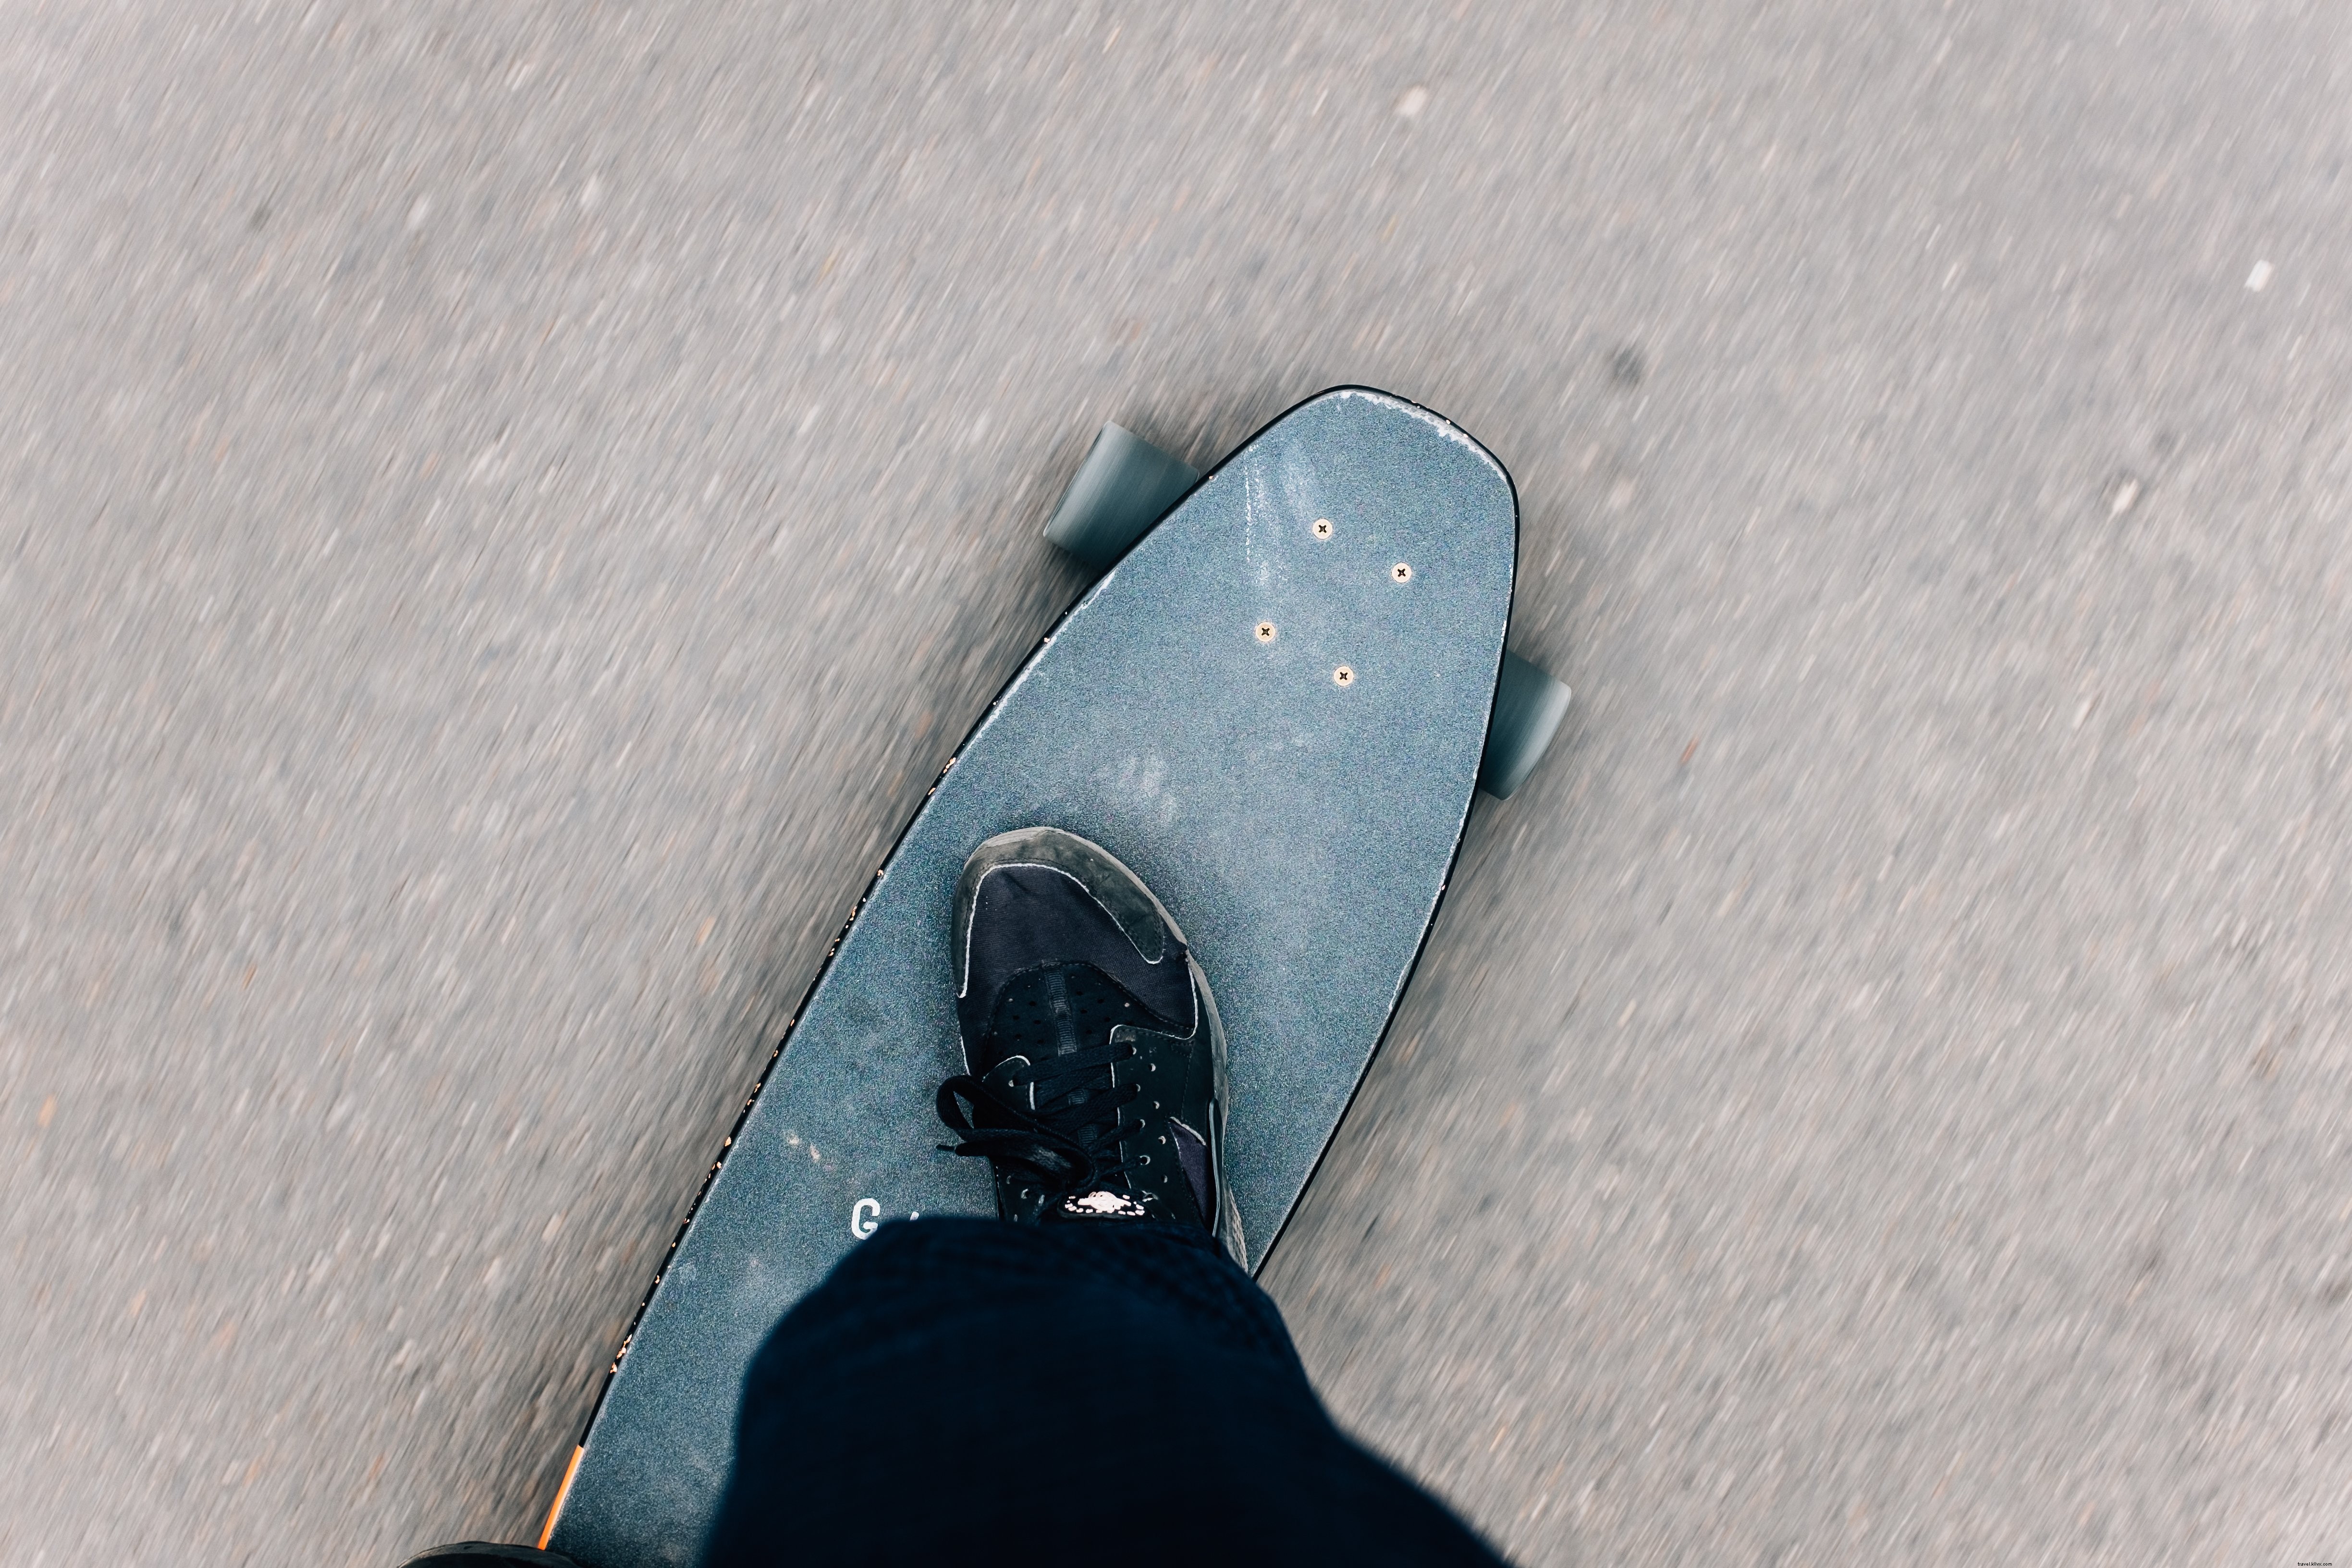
[703,1217,1507,1568]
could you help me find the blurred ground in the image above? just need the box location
[4,3,2350,1564]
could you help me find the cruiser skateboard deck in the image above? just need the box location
[527,386,1566,1567]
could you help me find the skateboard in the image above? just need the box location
[493,387,1568,1568]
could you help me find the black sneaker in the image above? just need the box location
[936,826,1244,1262]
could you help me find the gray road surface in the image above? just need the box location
[5,3,2349,1564]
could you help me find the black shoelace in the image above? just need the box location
[936,1035,1143,1198]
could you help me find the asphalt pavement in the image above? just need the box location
[4,3,2349,1564]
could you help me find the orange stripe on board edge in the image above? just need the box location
[538,1446,584,1550]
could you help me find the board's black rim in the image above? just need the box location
[552,383,1522,1501]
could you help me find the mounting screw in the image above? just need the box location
[1333,665,1355,686]
[1392,562,1412,582]
[1254,621,1276,643]
[1312,518,1334,539]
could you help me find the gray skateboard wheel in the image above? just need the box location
[1478,650,1571,799]
[1041,421,1200,569]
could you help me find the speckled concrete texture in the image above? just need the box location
[2,5,2347,1565]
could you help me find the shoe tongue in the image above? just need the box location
[987,965,1138,1078]
[984,966,1177,1212]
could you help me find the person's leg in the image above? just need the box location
[710,827,1506,1565]
[704,1216,1505,1568]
